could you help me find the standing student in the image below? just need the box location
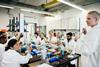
[0,29,8,67]
[1,39,32,67]
[64,32,76,67]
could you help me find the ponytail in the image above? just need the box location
[5,46,11,51]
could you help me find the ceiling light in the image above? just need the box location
[21,8,54,16]
[57,0,86,11]
[0,5,14,9]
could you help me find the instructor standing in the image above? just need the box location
[79,11,100,67]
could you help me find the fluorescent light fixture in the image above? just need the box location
[0,5,14,9]
[21,8,54,16]
[57,0,86,11]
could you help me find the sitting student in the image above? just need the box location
[1,39,32,67]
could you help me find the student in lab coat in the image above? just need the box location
[64,32,76,67]
[50,32,58,48]
[34,32,41,47]
[78,11,100,67]
[64,32,76,53]
[1,39,32,67]
[0,29,8,67]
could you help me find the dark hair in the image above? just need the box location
[54,32,56,37]
[5,39,18,51]
[0,31,7,44]
[67,32,73,36]
[0,31,5,38]
[82,28,87,35]
[20,33,23,38]
[17,33,23,41]
[34,32,39,36]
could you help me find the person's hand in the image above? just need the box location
[20,33,23,38]
[67,49,72,54]
[28,46,33,52]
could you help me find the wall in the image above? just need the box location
[40,9,81,36]
[0,7,21,28]
[39,2,100,36]
[0,7,43,27]
[0,8,9,28]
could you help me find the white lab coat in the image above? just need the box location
[0,44,5,67]
[75,34,86,67]
[50,36,58,43]
[41,39,46,46]
[78,23,100,67]
[50,36,58,49]
[64,39,76,54]
[35,36,41,46]
[64,39,76,64]
[76,34,86,54]
[40,39,47,49]
[68,40,76,54]
[1,49,32,67]
[41,49,47,60]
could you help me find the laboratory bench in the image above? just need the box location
[22,53,81,67]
